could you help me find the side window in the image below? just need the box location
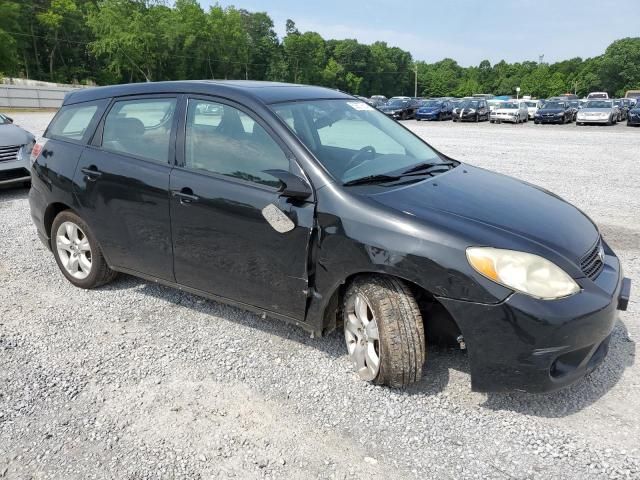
[102,98,176,163]
[47,103,101,142]
[185,99,289,187]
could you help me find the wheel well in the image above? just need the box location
[44,202,73,239]
[322,272,462,345]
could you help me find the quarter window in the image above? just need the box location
[184,99,289,187]
[102,98,176,163]
[47,103,100,141]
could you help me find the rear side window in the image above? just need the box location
[102,98,176,163]
[47,103,102,142]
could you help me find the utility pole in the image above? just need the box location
[414,65,418,97]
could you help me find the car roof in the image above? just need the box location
[62,80,353,106]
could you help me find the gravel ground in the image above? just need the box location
[0,113,638,479]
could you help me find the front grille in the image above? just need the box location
[580,238,604,280]
[0,145,20,163]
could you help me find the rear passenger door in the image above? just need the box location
[73,95,178,281]
[169,96,314,320]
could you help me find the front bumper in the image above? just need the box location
[627,115,640,125]
[0,148,30,186]
[535,115,564,124]
[578,116,610,124]
[416,111,441,120]
[491,114,518,123]
[439,251,630,393]
[452,112,478,121]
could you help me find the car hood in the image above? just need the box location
[0,124,34,147]
[493,108,517,114]
[418,106,441,112]
[580,107,613,113]
[538,108,564,114]
[368,164,598,263]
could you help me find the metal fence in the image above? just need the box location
[0,84,82,109]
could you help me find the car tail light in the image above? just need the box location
[30,138,48,165]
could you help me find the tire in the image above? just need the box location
[534,120,539,124]
[51,210,117,289]
[475,114,479,123]
[490,120,494,124]
[401,112,407,120]
[343,275,426,388]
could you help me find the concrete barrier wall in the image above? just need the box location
[0,84,82,109]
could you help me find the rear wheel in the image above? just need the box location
[51,210,117,289]
[343,276,426,387]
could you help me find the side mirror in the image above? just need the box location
[263,169,312,200]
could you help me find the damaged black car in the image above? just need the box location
[29,81,631,393]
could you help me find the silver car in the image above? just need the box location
[489,101,529,124]
[576,100,618,125]
[0,113,36,187]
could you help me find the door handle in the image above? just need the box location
[81,166,102,181]
[171,188,199,204]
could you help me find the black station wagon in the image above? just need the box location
[29,81,631,392]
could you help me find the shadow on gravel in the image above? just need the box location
[481,320,635,417]
[0,184,29,201]
[104,274,468,397]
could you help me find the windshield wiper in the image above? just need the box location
[343,174,402,186]
[401,160,457,175]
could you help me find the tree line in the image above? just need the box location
[1,0,639,98]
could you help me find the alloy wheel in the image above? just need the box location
[344,293,380,381]
[56,221,92,280]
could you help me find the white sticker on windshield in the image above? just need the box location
[347,101,374,111]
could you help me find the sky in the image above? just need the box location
[198,0,640,66]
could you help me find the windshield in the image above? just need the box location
[584,100,612,108]
[420,100,441,107]
[387,99,408,107]
[525,101,537,107]
[271,99,449,184]
[459,100,480,108]
[543,102,565,109]
[500,103,518,109]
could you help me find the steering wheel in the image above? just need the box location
[344,145,377,173]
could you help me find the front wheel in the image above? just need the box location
[343,276,426,387]
[51,210,117,289]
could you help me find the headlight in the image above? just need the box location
[468,109,476,113]
[555,112,564,116]
[17,141,35,162]
[466,247,580,300]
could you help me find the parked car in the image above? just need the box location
[28,80,630,393]
[379,97,419,120]
[613,99,629,121]
[489,100,529,124]
[369,95,388,106]
[0,112,35,187]
[576,100,619,125]
[533,101,574,124]
[627,102,640,126]
[415,99,453,121]
[625,90,640,100]
[567,100,582,121]
[452,98,490,122]
[587,92,609,100]
[487,99,504,112]
[523,100,542,119]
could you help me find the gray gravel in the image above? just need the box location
[0,113,638,479]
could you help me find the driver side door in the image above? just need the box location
[169,97,315,320]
